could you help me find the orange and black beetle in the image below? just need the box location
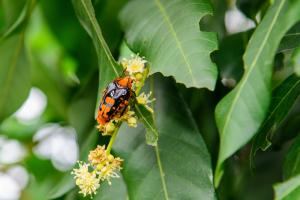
[97,76,134,125]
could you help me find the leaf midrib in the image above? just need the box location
[154,145,170,200]
[154,0,196,85]
[149,77,170,200]
[80,0,119,77]
[135,105,158,137]
[220,0,286,144]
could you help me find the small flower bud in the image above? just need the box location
[108,154,114,162]
[127,117,137,127]
[135,73,143,81]
[105,122,116,134]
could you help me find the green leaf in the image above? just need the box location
[250,75,300,165]
[200,0,227,39]
[293,44,300,76]
[278,22,300,53]
[71,0,122,117]
[94,177,127,200]
[283,135,300,179]
[0,0,26,33]
[114,75,216,200]
[0,0,35,123]
[274,175,300,200]
[94,0,128,53]
[0,33,30,122]
[273,134,300,200]
[120,0,218,90]
[0,0,35,41]
[215,0,300,186]
[134,104,158,146]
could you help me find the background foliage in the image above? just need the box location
[1,0,300,199]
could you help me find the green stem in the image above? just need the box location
[106,126,120,155]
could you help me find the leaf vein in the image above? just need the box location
[154,0,196,85]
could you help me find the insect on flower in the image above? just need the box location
[97,76,135,126]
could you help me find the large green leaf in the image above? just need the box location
[215,0,300,186]
[0,0,35,122]
[293,44,300,76]
[278,22,300,53]
[114,75,216,200]
[273,135,300,200]
[71,0,122,117]
[0,0,35,41]
[120,0,218,90]
[0,33,30,122]
[93,177,127,200]
[250,75,300,165]
[274,174,300,200]
[283,135,300,179]
[0,0,26,34]
[94,0,128,53]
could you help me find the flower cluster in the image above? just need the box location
[96,121,117,136]
[72,54,155,198]
[72,146,122,197]
[71,162,100,197]
[121,54,147,76]
[121,54,148,91]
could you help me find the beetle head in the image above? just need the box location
[116,76,133,88]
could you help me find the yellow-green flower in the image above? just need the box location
[96,121,116,136]
[97,156,123,185]
[120,108,138,127]
[88,145,107,166]
[136,92,155,113]
[121,54,146,75]
[88,145,123,185]
[71,162,100,197]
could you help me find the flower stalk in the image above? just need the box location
[72,54,154,198]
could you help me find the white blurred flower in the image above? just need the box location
[0,173,21,200]
[0,137,26,164]
[7,166,29,189]
[14,87,47,123]
[33,124,79,171]
[225,6,255,34]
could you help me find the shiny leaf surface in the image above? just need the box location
[120,0,218,90]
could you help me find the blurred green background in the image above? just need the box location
[1,0,300,200]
